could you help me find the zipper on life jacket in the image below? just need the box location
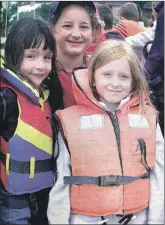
[107,111,123,174]
[107,110,124,215]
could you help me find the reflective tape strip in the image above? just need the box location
[29,157,35,178]
[6,153,10,175]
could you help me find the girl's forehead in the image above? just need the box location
[58,5,91,22]
[28,39,53,52]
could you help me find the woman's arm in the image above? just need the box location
[147,124,164,224]
[47,133,71,224]
[126,21,156,49]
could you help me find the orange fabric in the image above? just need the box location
[111,19,144,38]
[56,69,156,216]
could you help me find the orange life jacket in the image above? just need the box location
[56,70,156,216]
[56,69,156,216]
[112,19,144,38]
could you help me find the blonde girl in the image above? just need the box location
[48,40,164,224]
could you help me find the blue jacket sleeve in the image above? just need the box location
[144,5,164,88]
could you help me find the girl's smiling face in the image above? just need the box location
[19,40,53,86]
[94,57,133,110]
[53,5,93,57]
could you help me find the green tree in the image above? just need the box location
[1,2,52,37]
[2,2,21,36]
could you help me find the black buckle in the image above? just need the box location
[99,175,119,186]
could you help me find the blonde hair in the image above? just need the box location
[88,40,155,114]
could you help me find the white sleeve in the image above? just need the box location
[147,124,164,224]
[126,21,157,49]
[47,133,71,224]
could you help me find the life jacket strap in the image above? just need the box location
[0,188,29,209]
[118,214,134,224]
[64,173,150,186]
[0,152,52,175]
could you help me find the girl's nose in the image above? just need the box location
[71,27,81,38]
[111,77,120,87]
[35,58,45,70]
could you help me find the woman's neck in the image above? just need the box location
[56,51,84,72]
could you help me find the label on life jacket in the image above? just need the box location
[128,114,149,128]
[80,114,104,130]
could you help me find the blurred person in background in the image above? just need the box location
[144,1,164,136]
[111,2,144,39]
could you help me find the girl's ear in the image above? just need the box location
[92,23,102,43]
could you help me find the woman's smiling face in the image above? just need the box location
[53,5,93,57]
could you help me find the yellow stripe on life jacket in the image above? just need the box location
[15,118,52,155]
[39,90,50,111]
